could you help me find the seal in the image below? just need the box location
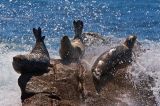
[12,27,50,74]
[91,35,137,91]
[59,20,85,62]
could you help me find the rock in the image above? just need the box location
[18,59,85,106]
[18,58,157,106]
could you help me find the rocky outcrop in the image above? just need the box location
[18,59,157,106]
[18,59,84,105]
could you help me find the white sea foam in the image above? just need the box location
[130,41,160,105]
[0,44,23,106]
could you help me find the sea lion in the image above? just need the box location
[59,20,85,62]
[12,27,50,74]
[91,35,137,90]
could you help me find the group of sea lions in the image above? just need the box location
[12,20,137,92]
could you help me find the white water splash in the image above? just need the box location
[130,40,160,105]
[0,45,22,106]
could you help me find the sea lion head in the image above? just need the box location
[124,35,137,49]
[12,55,29,73]
[61,36,71,46]
[60,36,72,61]
[33,27,45,42]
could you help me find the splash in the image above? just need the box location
[0,43,22,106]
[130,40,160,105]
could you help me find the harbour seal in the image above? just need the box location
[59,20,85,62]
[12,27,50,74]
[91,35,137,91]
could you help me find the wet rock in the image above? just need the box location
[18,58,157,106]
[18,59,84,106]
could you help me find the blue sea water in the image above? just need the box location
[0,0,160,105]
[1,0,160,42]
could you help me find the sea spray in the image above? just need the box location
[130,41,160,105]
[0,43,22,106]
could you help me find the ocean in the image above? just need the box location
[0,0,160,105]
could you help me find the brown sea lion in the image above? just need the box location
[59,20,85,62]
[91,35,137,91]
[12,27,50,74]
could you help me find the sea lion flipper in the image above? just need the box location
[33,27,44,41]
[73,20,83,41]
[38,27,41,34]
[33,28,37,35]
